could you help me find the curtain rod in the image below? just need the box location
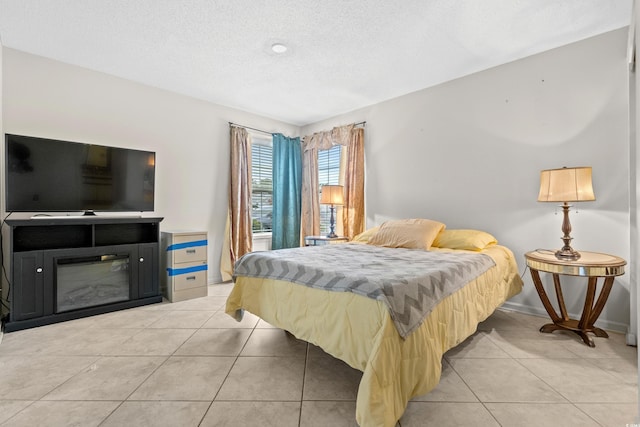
[229,120,366,135]
[228,122,273,136]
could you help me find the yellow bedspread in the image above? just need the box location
[226,245,523,427]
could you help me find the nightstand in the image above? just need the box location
[524,249,626,347]
[304,236,349,246]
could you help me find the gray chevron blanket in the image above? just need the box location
[233,244,496,338]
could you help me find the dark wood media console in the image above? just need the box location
[1,216,163,332]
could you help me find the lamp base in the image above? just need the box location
[555,247,581,261]
[326,205,337,238]
[555,202,581,260]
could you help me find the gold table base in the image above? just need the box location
[530,270,614,347]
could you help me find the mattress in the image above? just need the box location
[226,244,523,426]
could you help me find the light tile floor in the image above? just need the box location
[0,283,637,426]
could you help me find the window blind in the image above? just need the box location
[251,138,273,233]
[318,145,342,234]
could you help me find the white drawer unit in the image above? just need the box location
[161,230,208,302]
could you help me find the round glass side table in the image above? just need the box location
[524,250,626,347]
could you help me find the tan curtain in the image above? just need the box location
[300,146,320,244]
[343,127,365,239]
[220,126,253,281]
[301,124,364,240]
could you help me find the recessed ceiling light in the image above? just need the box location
[271,43,288,54]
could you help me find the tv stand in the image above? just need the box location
[30,213,144,220]
[1,216,164,332]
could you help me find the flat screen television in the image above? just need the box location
[5,134,155,214]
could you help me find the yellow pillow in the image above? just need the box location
[351,226,381,243]
[432,229,497,251]
[368,219,445,250]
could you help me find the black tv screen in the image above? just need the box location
[5,134,155,213]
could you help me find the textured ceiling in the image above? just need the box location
[0,0,633,126]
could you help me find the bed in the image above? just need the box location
[225,220,523,427]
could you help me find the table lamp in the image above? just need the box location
[537,166,595,260]
[320,184,344,238]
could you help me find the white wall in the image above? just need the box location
[302,28,631,333]
[1,48,299,283]
[632,5,639,417]
[630,13,638,346]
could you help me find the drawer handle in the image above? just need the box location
[186,249,196,254]
[36,267,43,273]
[186,276,196,281]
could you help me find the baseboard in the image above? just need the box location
[500,301,631,335]
[498,301,546,318]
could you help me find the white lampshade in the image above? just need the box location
[320,185,344,205]
[538,167,595,203]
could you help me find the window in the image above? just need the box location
[250,137,342,236]
[318,144,342,235]
[251,136,273,233]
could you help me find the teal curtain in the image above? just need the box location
[272,133,302,249]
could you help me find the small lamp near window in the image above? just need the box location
[538,166,595,260]
[320,184,344,238]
